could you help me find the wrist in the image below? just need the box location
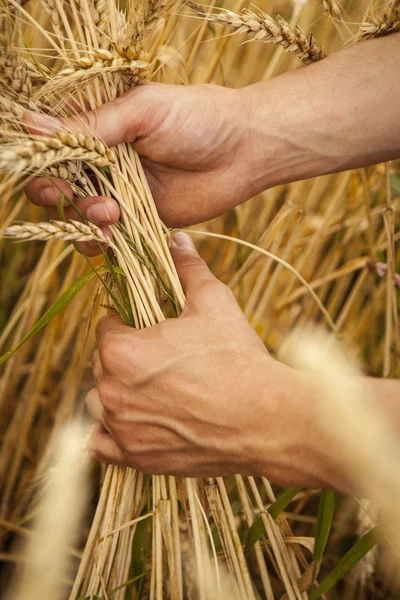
[250,360,351,492]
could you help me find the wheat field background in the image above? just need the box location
[0,0,399,598]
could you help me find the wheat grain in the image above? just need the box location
[2,219,108,243]
[0,52,33,107]
[45,161,90,191]
[205,9,326,63]
[92,0,109,40]
[112,0,173,63]
[319,0,342,18]
[40,0,63,39]
[0,96,26,121]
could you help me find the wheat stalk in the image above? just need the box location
[2,219,108,243]
[204,8,326,63]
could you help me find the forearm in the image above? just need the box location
[239,33,400,195]
[267,372,400,494]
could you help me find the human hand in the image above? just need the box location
[85,232,341,488]
[24,83,253,256]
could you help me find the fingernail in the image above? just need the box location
[39,186,56,206]
[87,202,112,223]
[172,232,194,250]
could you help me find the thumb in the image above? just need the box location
[171,232,219,307]
[24,88,149,147]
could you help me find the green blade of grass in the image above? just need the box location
[47,181,134,324]
[311,490,335,588]
[268,487,301,520]
[310,527,379,600]
[314,491,335,561]
[78,573,147,600]
[245,516,265,556]
[245,487,301,555]
[0,265,124,365]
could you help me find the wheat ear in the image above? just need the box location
[37,51,149,97]
[356,11,400,41]
[319,0,342,18]
[0,131,115,173]
[2,220,109,243]
[205,8,326,63]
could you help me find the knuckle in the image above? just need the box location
[84,388,95,408]
[98,380,119,413]
[87,436,101,462]
[196,279,234,311]
[24,180,42,205]
[175,252,205,270]
[98,333,123,371]
[91,350,98,369]
[130,455,148,473]
[197,277,222,297]
[216,281,235,302]
[80,109,98,134]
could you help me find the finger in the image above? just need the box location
[170,232,221,308]
[92,350,103,385]
[24,177,73,207]
[24,85,156,148]
[96,314,129,344]
[46,195,120,225]
[45,196,117,257]
[87,424,125,465]
[24,111,61,136]
[85,388,105,424]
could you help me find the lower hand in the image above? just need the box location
[86,232,338,488]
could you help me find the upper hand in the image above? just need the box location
[24,83,253,255]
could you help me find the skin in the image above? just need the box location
[25,34,400,492]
